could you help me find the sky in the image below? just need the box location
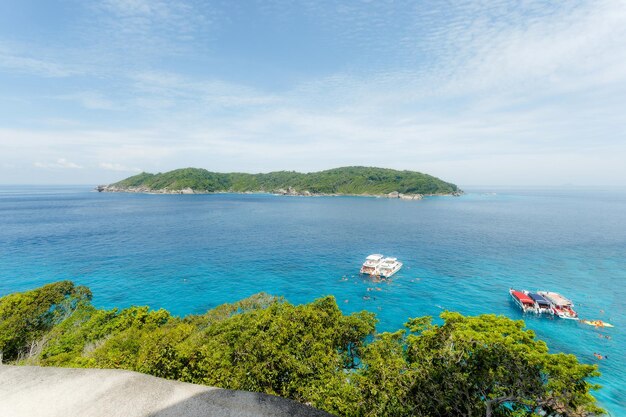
[1,0,625,186]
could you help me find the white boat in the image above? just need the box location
[360,254,402,278]
[538,291,579,320]
[360,254,384,275]
[378,257,403,278]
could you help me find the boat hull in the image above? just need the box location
[379,263,402,278]
[360,266,377,275]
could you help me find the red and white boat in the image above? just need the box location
[509,289,537,313]
[538,291,578,320]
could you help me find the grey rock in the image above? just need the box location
[399,193,423,200]
[0,365,333,417]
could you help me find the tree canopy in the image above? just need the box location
[0,281,91,362]
[0,283,603,417]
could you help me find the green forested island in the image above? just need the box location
[0,282,602,417]
[98,166,461,197]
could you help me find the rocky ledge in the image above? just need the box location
[96,185,462,199]
[384,191,422,200]
[0,365,332,417]
[96,185,197,194]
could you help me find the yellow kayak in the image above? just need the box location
[582,320,614,328]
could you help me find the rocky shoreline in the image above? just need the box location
[96,185,462,199]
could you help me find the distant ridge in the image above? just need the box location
[98,166,462,198]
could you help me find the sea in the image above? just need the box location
[0,186,624,415]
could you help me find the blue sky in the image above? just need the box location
[1,0,625,185]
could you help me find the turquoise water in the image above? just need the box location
[0,186,624,415]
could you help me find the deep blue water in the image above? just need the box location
[1,186,624,415]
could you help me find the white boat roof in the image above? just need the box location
[382,257,397,262]
[541,292,573,306]
[366,254,384,260]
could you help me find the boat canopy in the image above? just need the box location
[511,291,534,305]
[542,292,573,306]
[366,254,384,260]
[528,293,550,306]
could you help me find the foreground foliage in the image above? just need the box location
[110,166,461,195]
[0,282,603,417]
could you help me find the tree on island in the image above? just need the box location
[0,282,604,417]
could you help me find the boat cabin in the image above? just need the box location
[528,293,551,308]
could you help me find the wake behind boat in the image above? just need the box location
[360,254,402,278]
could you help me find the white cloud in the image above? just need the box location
[55,91,119,110]
[99,162,142,172]
[434,0,626,98]
[88,0,216,60]
[128,71,279,109]
[0,48,77,77]
[34,158,83,169]
[102,0,159,16]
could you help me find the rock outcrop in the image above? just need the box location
[386,191,423,200]
[0,365,333,417]
[96,185,456,200]
[96,186,201,194]
[274,187,314,196]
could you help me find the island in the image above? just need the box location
[96,166,462,199]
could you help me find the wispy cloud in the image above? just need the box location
[34,158,83,169]
[0,47,77,77]
[432,0,626,98]
[55,91,120,110]
[99,162,142,172]
[129,71,280,109]
[87,0,218,60]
